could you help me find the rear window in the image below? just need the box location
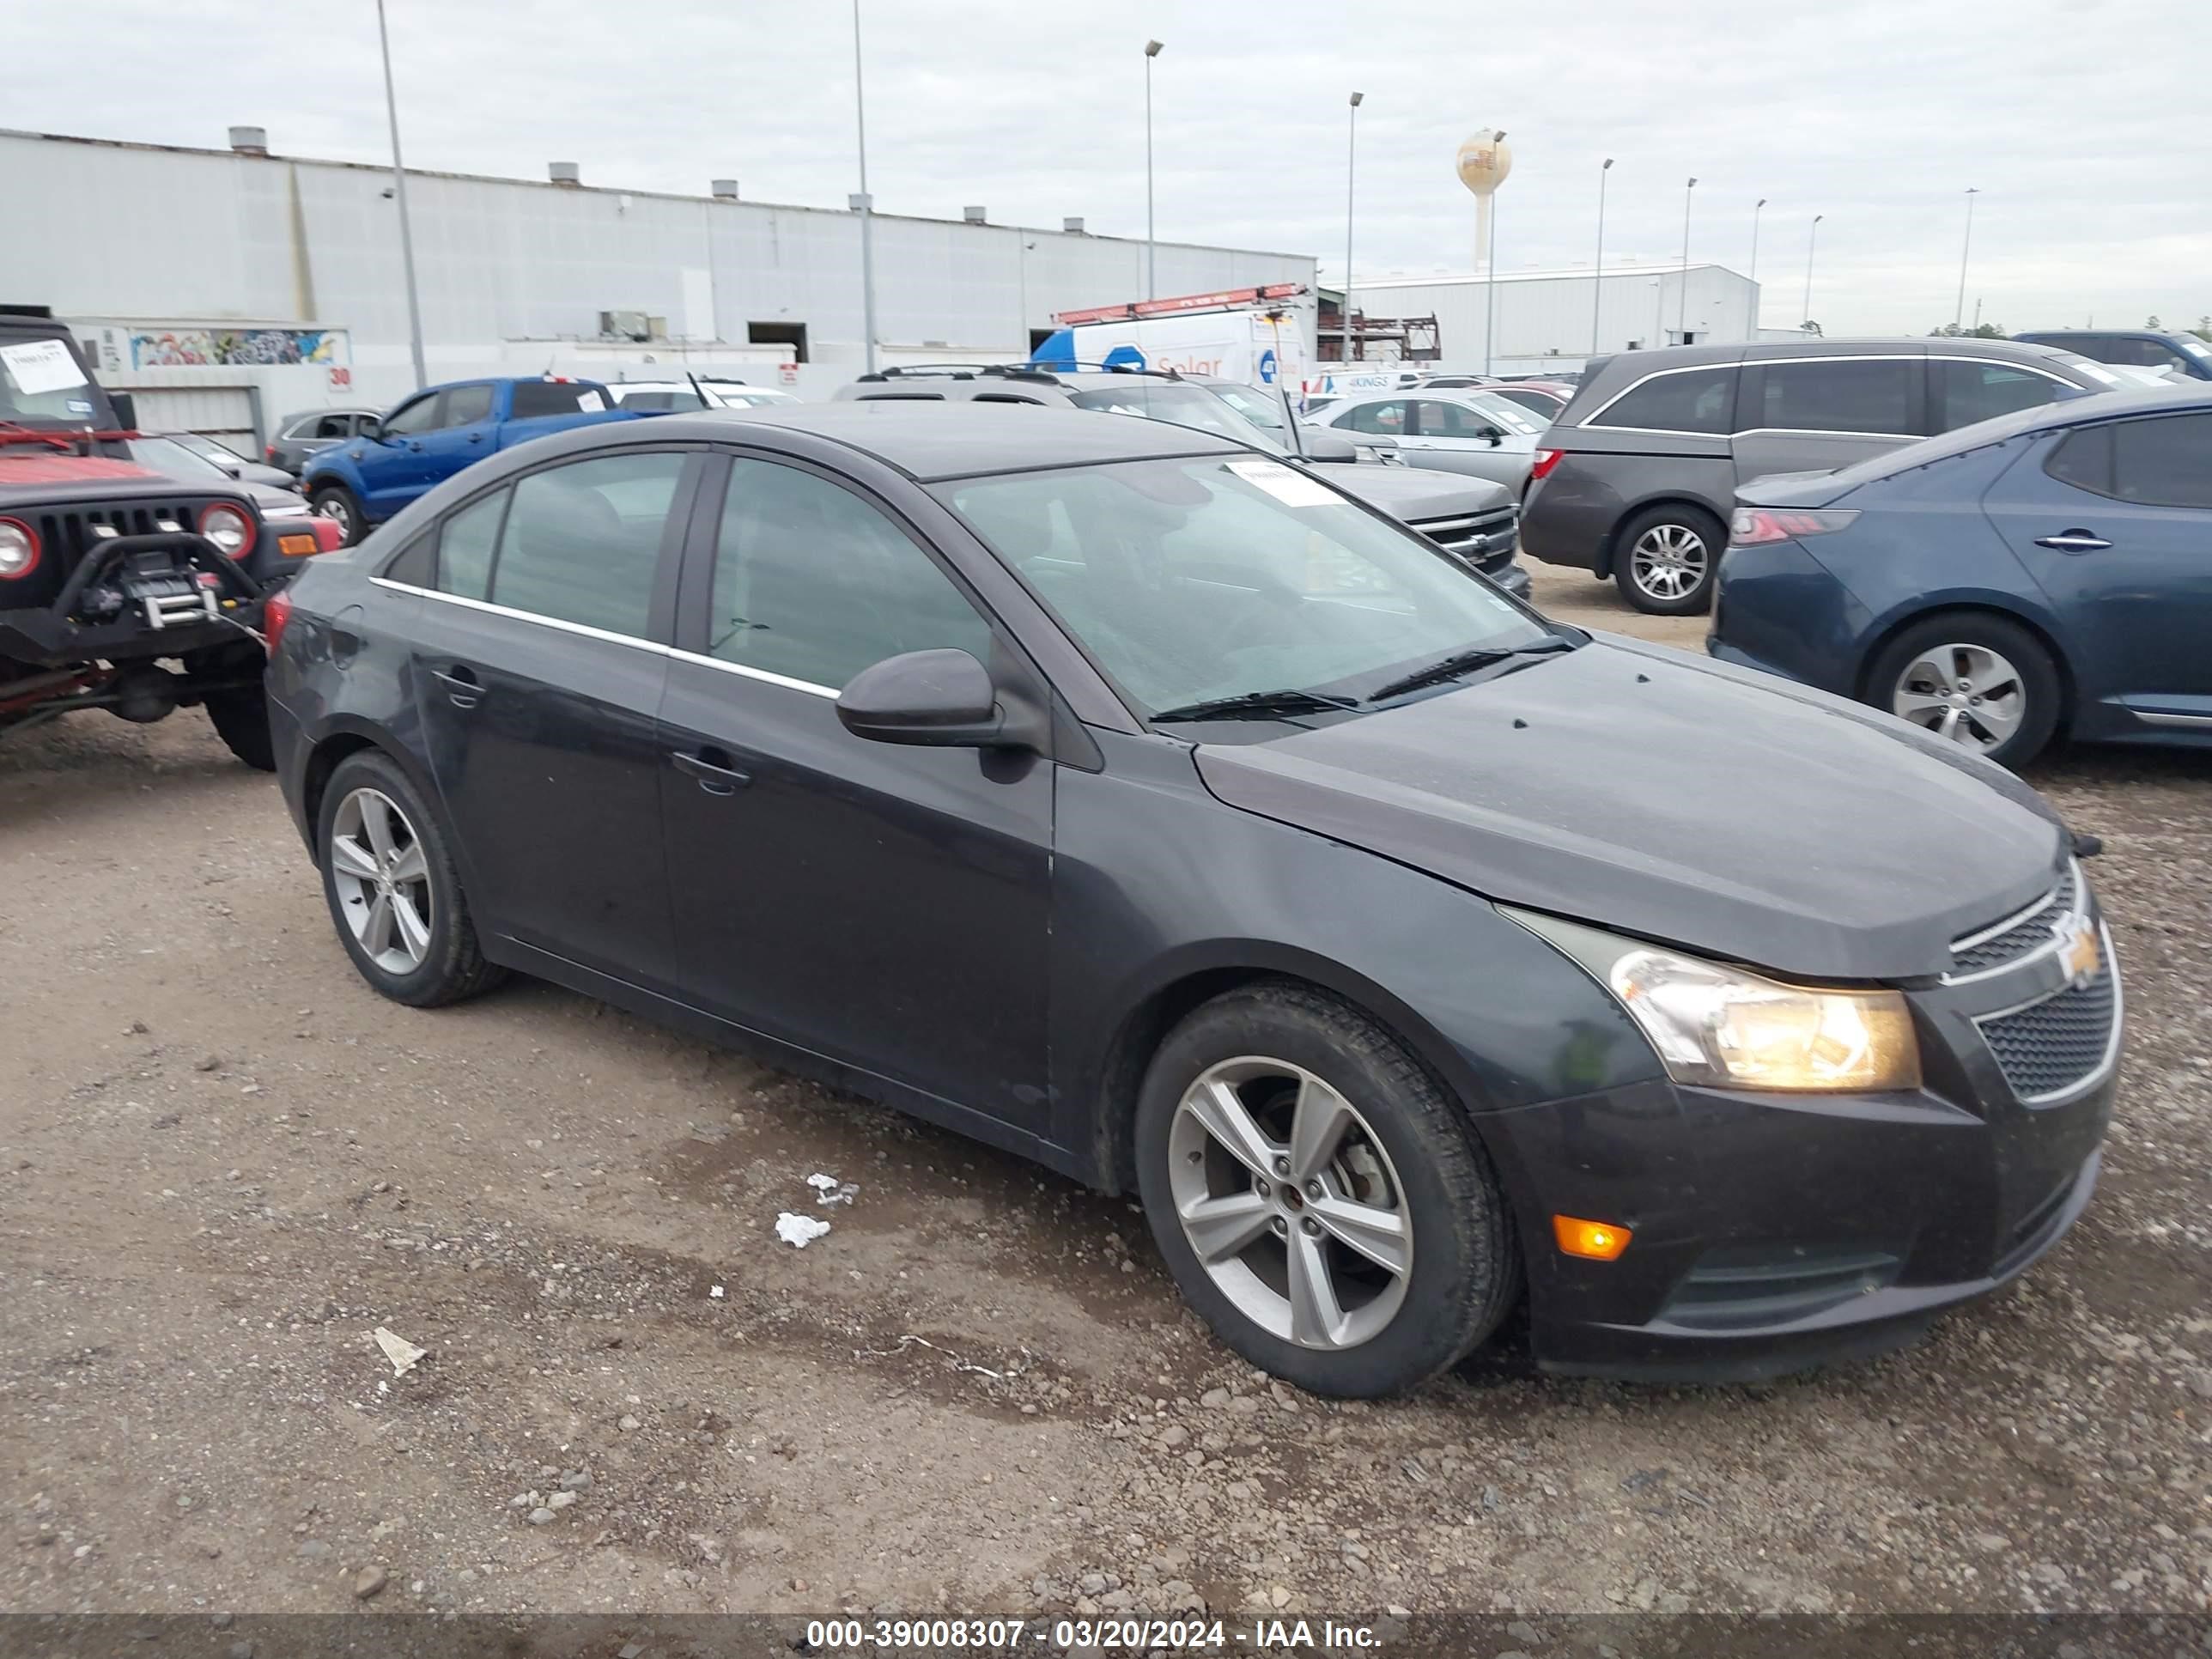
[1587,366,1733,434]
[509,381,600,420]
[1753,359,1914,435]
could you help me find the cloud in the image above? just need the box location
[6,0,2203,336]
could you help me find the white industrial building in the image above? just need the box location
[0,126,1316,447]
[1346,262,1766,377]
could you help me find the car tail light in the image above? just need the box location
[198,502,255,559]
[1729,507,1859,546]
[1529,447,1565,482]
[0,517,40,580]
[263,587,294,656]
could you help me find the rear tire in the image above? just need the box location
[204,685,276,771]
[1865,612,2062,769]
[316,749,507,1007]
[1133,981,1520,1398]
[309,483,364,547]
[1613,503,1725,615]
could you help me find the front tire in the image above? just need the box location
[309,483,364,547]
[204,685,276,771]
[1866,612,2062,769]
[1133,982,1520,1398]
[316,750,506,1007]
[1613,503,1725,615]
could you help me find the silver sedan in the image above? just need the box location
[1304,388,1545,493]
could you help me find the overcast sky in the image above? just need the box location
[10,0,2206,337]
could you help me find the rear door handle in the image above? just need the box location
[2034,530,2112,552]
[672,747,751,796]
[433,665,481,708]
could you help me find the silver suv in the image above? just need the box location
[833,364,1528,596]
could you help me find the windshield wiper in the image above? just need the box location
[1365,636,1577,704]
[1149,688,1362,724]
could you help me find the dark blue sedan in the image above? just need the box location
[1709,387,2212,768]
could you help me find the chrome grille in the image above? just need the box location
[1977,952,2118,1104]
[1413,506,1518,569]
[1948,863,2081,978]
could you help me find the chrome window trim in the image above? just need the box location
[1582,353,2080,441]
[370,577,666,654]
[666,647,839,700]
[1970,923,2124,1107]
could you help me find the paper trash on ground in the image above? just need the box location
[806,1171,860,1206]
[371,1326,428,1376]
[775,1212,833,1249]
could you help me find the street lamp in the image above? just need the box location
[1677,176,1697,341]
[1591,157,1613,356]
[852,0,878,374]
[1748,197,1766,335]
[1803,213,1824,330]
[1144,40,1164,298]
[1954,187,1981,332]
[374,0,427,390]
[1342,92,1363,364]
[1483,128,1506,378]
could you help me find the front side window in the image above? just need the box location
[1934,360,2065,432]
[1587,367,1733,434]
[313,414,353,440]
[441,384,495,428]
[380,394,440,438]
[708,459,994,690]
[1340,399,1408,436]
[1754,359,1914,434]
[944,456,1551,720]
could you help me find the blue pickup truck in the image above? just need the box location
[304,376,644,544]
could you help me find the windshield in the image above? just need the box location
[117,436,232,482]
[0,332,109,427]
[1456,392,1544,434]
[1203,383,1291,433]
[942,455,1551,720]
[1066,381,1289,457]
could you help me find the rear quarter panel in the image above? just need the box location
[1521,440,1735,573]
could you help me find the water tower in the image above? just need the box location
[1455,129,1513,277]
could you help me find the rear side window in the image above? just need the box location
[2112,413,2212,508]
[1753,360,1914,434]
[441,384,495,427]
[1587,367,1733,434]
[1934,361,2065,432]
[435,489,507,601]
[509,381,598,419]
[1341,400,1408,435]
[489,453,686,637]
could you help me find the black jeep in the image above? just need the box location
[0,307,338,767]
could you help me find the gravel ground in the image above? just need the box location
[2,566,2209,1626]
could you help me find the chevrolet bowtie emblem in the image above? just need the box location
[2054,916,2101,988]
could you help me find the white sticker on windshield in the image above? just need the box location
[1225,459,1340,507]
[2076,363,2121,385]
[576,389,605,412]
[0,338,89,396]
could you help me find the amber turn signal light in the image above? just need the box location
[1553,1214,1632,1261]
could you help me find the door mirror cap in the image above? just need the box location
[1480,425,1504,445]
[1298,427,1362,464]
[837,648,1016,748]
[360,416,387,441]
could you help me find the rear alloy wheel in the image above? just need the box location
[1614,505,1725,615]
[1868,613,2061,769]
[1135,983,1519,1397]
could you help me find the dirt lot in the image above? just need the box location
[3,567,2209,1627]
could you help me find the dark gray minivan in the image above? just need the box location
[1518,338,2121,614]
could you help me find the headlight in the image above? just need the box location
[198,502,254,558]
[0,517,39,580]
[1506,908,1922,1092]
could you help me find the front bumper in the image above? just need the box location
[0,530,265,668]
[1479,912,2119,1382]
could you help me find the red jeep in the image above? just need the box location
[0,307,340,766]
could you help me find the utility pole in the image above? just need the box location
[852,0,877,374]
[1677,177,1697,341]
[1748,197,1765,337]
[1144,40,1164,298]
[1954,187,1980,332]
[1591,158,1613,356]
[1342,92,1363,363]
[374,0,427,390]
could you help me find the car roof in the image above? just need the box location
[539,402,1249,482]
[2016,327,2191,343]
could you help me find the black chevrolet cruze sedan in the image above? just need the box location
[266,404,2119,1396]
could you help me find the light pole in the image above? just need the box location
[852,0,878,374]
[1803,213,1823,330]
[1144,40,1164,298]
[1483,128,1506,377]
[1676,176,1697,342]
[1591,157,1613,356]
[1748,197,1766,335]
[1954,187,1980,332]
[1341,91,1363,364]
[374,0,427,390]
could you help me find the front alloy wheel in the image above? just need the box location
[1169,1056,1413,1351]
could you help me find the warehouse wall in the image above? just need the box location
[2,130,1316,426]
[1358,264,1761,374]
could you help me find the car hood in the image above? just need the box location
[1320,463,1512,518]
[1192,635,2069,981]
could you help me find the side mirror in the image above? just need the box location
[106,391,137,431]
[219,459,243,477]
[361,416,386,441]
[837,648,1013,748]
[1298,427,1362,464]
[1480,425,1504,446]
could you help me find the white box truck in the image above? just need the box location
[1030,285,1315,390]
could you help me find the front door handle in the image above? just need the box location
[2034,530,2112,552]
[466,432,483,444]
[433,665,481,708]
[672,747,751,796]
